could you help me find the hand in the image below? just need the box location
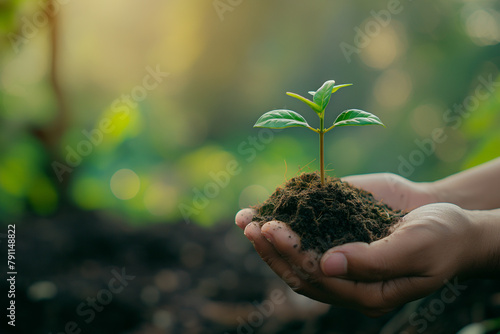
[342,173,437,211]
[235,203,481,317]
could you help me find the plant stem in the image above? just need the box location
[319,114,325,186]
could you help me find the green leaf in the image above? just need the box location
[308,91,315,96]
[313,80,336,111]
[286,92,322,114]
[332,109,385,128]
[254,109,312,129]
[331,83,353,94]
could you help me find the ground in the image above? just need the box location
[1,208,499,334]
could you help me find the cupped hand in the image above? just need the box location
[235,203,480,317]
[341,173,437,211]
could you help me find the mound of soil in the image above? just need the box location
[253,172,406,253]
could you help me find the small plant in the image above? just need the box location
[254,80,385,186]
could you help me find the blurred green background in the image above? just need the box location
[1,0,499,226]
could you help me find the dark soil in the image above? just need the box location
[253,172,406,253]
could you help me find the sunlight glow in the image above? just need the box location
[110,169,141,200]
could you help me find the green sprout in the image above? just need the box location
[254,80,385,186]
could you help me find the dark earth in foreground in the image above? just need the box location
[1,207,499,334]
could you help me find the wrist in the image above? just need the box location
[430,177,483,210]
[463,209,500,278]
[426,179,455,204]
[415,181,441,206]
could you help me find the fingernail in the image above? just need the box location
[244,231,253,242]
[261,231,273,244]
[244,223,256,242]
[322,252,347,276]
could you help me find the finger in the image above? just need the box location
[244,222,302,287]
[246,222,329,298]
[341,174,391,205]
[257,221,435,311]
[317,275,440,316]
[342,173,416,211]
[341,173,382,190]
[261,221,323,277]
[250,222,438,312]
[341,173,396,201]
[235,208,257,230]
[320,226,431,281]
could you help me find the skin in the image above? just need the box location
[235,158,500,317]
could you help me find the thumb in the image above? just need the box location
[320,230,427,281]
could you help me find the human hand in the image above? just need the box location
[342,173,437,211]
[235,203,481,316]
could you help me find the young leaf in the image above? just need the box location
[254,109,312,129]
[331,83,353,94]
[331,109,385,128]
[310,84,352,98]
[286,92,322,114]
[312,80,336,111]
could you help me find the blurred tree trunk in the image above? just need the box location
[33,0,69,156]
[31,0,71,188]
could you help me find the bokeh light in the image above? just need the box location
[110,168,141,200]
[410,103,443,137]
[373,69,413,109]
[0,0,498,222]
[360,23,406,69]
[143,182,178,217]
[464,8,500,46]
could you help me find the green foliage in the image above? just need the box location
[462,74,500,170]
[285,92,321,114]
[313,80,337,110]
[331,109,385,128]
[254,80,385,185]
[1,1,497,226]
[254,109,312,129]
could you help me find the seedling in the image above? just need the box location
[254,80,385,186]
